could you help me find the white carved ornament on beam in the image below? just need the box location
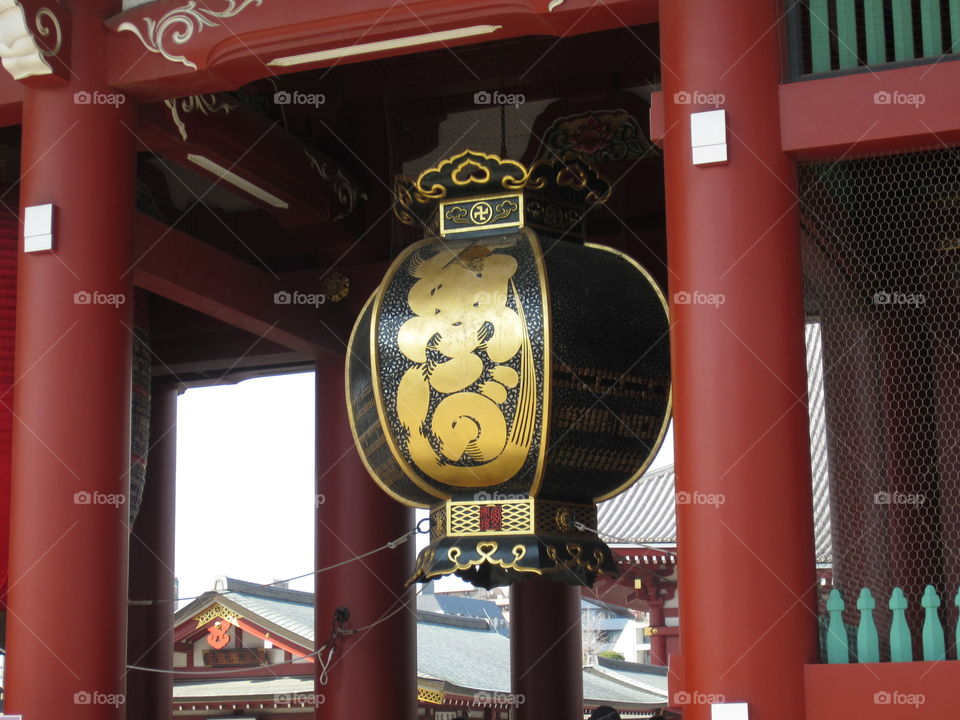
[0,0,67,83]
[117,0,263,71]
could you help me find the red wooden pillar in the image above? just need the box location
[127,383,178,720]
[4,4,135,717]
[660,1,818,718]
[510,577,582,720]
[315,361,416,720]
[0,207,17,601]
[647,597,667,666]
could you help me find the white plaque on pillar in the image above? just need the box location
[712,702,749,720]
[691,109,728,166]
[23,203,54,253]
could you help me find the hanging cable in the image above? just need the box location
[573,521,675,553]
[127,586,425,676]
[129,522,428,606]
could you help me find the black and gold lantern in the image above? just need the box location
[347,150,670,589]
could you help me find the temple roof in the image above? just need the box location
[174,579,669,710]
[174,675,314,702]
[177,578,316,643]
[417,590,510,635]
[595,656,669,694]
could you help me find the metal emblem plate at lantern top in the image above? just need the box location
[347,149,671,587]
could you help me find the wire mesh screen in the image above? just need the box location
[799,148,960,659]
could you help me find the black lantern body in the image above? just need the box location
[346,151,670,588]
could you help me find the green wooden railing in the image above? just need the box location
[790,0,960,77]
[822,585,960,663]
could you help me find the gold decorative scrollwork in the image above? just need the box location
[546,543,606,574]
[394,150,608,228]
[412,546,436,580]
[194,602,240,628]
[493,199,519,221]
[444,206,469,224]
[555,506,573,532]
[441,541,535,576]
[416,150,531,200]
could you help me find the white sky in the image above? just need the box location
[174,372,674,604]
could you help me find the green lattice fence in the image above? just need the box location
[822,585,958,662]
[789,0,960,76]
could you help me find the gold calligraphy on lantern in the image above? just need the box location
[394,242,536,487]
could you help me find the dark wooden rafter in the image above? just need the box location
[138,93,365,227]
[146,307,313,387]
[131,212,349,360]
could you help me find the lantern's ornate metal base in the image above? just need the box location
[409,498,617,589]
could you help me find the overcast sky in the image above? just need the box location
[174,372,675,605]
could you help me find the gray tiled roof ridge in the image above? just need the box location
[223,577,313,604]
[597,655,669,675]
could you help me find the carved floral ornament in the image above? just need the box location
[193,601,240,628]
[0,0,63,81]
[164,93,236,141]
[117,0,263,71]
[304,148,366,221]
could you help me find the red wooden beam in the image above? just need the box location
[106,0,658,100]
[235,617,314,662]
[131,213,348,359]
[780,60,960,160]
